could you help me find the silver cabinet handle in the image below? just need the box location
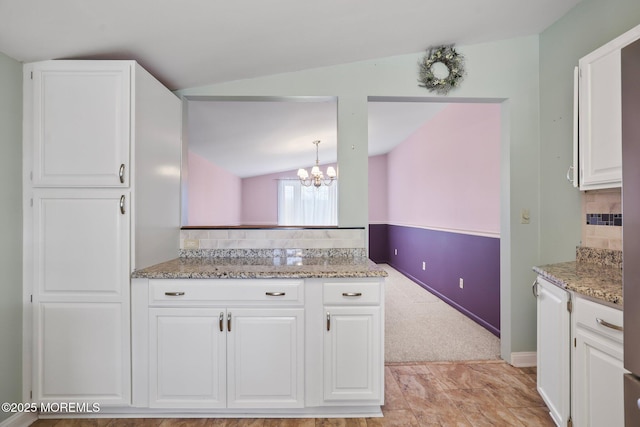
[219,312,224,332]
[164,292,185,296]
[596,317,623,332]
[532,280,539,298]
[326,312,331,331]
[342,292,362,297]
[566,165,574,182]
[119,164,125,184]
[266,292,285,296]
[119,195,126,215]
[227,312,232,332]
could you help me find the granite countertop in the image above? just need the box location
[533,247,622,307]
[132,256,388,280]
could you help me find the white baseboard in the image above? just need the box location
[0,412,37,427]
[510,351,537,367]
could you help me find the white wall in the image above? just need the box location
[178,35,541,359]
[0,51,22,423]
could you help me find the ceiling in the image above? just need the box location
[0,0,581,91]
[0,0,581,177]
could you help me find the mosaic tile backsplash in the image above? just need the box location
[586,213,622,226]
[582,189,622,251]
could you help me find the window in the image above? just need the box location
[277,180,338,226]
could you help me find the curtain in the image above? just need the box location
[277,179,338,226]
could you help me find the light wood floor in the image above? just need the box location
[30,360,554,427]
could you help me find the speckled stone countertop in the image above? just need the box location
[132,255,388,280]
[533,247,622,307]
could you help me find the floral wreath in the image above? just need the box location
[418,45,465,95]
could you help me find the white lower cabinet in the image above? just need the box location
[149,307,303,409]
[149,309,226,408]
[322,280,384,405]
[572,296,626,427]
[324,306,381,402]
[132,277,385,415]
[136,279,307,411]
[535,277,571,426]
[536,275,627,427]
[36,302,129,404]
[227,308,304,408]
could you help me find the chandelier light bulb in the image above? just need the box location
[298,140,337,187]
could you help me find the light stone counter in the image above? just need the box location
[132,255,388,280]
[533,247,622,307]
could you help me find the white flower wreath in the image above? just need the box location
[418,45,465,95]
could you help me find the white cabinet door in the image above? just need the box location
[579,48,622,190]
[536,277,571,426]
[35,302,129,405]
[32,190,130,299]
[574,327,626,427]
[149,308,227,408]
[324,306,382,402]
[573,296,626,427]
[30,61,130,187]
[227,308,304,408]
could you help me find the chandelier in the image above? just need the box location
[297,140,337,187]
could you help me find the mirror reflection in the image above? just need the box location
[184,96,338,227]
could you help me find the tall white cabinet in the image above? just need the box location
[23,60,182,405]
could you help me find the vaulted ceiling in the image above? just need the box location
[0,0,581,176]
[0,0,581,90]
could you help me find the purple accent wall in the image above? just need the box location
[370,224,500,336]
[369,224,389,263]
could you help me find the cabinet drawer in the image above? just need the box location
[323,282,381,305]
[575,296,623,342]
[149,279,304,307]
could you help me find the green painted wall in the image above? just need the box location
[179,35,542,359]
[539,0,640,264]
[0,51,23,422]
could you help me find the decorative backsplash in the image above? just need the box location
[586,213,622,226]
[582,189,622,251]
[179,228,366,252]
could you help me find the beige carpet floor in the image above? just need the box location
[383,264,501,363]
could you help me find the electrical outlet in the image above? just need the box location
[521,208,531,224]
[184,239,199,249]
[459,278,464,289]
[422,261,426,270]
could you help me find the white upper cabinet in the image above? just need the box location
[576,24,640,190]
[578,48,623,189]
[29,61,131,187]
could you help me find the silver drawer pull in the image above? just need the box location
[327,312,331,331]
[119,164,125,184]
[596,318,623,332]
[119,195,126,215]
[342,292,362,297]
[219,312,224,332]
[266,292,286,296]
[164,292,185,296]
